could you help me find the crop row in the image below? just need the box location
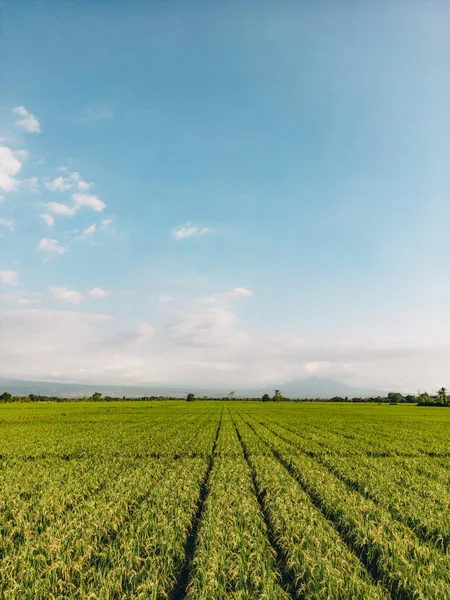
[254,415,450,551]
[0,410,220,599]
[185,413,287,599]
[233,418,387,599]
[237,410,450,598]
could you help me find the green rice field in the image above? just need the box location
[1,401,449,599]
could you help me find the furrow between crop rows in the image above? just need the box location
[230,412,295,599]
[170,411,223,599]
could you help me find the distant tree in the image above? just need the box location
[272,389,283,402]
[0,392,12,403]
[417,392,430,405]
[437,387,448,405]
[261,393,270,402]
[228,391,235,401]
[186,393,195,402]
[387,392,404,403]
[92,392,102,402]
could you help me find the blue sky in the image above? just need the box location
[1,0,449,391]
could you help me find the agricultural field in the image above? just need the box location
[0,401,449,599]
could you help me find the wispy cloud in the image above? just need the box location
[89,287,109,299]
[100,216,115,233]
[80,103,115,122]
[49,285,110,304]
[43,193,105,218]
[0,270,18,285]
[46,170,92,192]
[50,286,84,304]
[13,106,41,133]
[155,293,173,304]
[172,222,210,240]
[45,176,72,192]
[72,193,105,212]
[43,202,77,216]
[228,287,253,297]
[0,291,42,307]
[0,146,23,192]
[75,223,96,241]
[0,218,14,232]
[40,214,54,227]
[38,238,66,255]
[202,287,254,303]
[18,176,40,194]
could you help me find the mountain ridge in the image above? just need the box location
[0,376,389,398]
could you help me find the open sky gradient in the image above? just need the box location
[1,0,449,392]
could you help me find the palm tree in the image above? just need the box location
[437,387,448,405]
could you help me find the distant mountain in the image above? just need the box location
[262,376,386,398]
[0,378,189,398]
[0,376,387,399]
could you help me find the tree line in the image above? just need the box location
[0,388,448,405]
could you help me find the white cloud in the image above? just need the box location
[13,106,41,133]
[72,193,105,212]
[202,287,254,303]
[78,180,91,190]
[1,300,449,391]
[40,214,54,227]
[44,202,77,216]
[50,286,85,305]
[173,222,210,240]
[89,287,109,299]
[228,287,253,297]
[46,171,92,193]
[43,184,104,218]
[70,172,92,190]
[45,176,72,192]
[48,286,109,304]
[0,270,18,285]
[38,238,66,255]
[0,146,22,192]
[0,218,14,232]
[0,195,5,203]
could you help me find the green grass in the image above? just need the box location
[1,401,449,598]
